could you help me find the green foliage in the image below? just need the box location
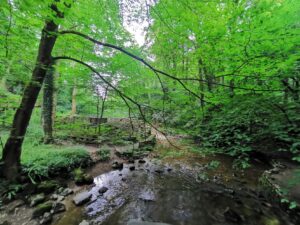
[97,147,111,161]
[200,95,300,161]
[206,160,220,170]
[1,111,90,181]
[0,182,22,201]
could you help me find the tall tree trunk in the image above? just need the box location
[1,21,58,181]
[206,73,214,92]
[42,63,55,144]
[229,79,235,98]
[198,59,205,108]
[295,78,299,102]
[71,84,77,116]
[97,86,109,134]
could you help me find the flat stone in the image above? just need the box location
[127,220,172,225]
[73,191,92,206]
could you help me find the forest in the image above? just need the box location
[0,0,299,225]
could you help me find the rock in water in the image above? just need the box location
[138,159,146,164]
[98,187,108,194]
[112,161,124,170]
[73,191,92,206]
[129,166,136,171]
[127,220,172,225]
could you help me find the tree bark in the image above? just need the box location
[71,84,77,116]
[98,86,109,134]
[229,79,235,98]
[1,21,58,181]
[198,59,205,108]
[42,63,55,144]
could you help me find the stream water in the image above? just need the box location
[55,158,298,225]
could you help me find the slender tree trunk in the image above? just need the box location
[71,84,77,116]
[98,86,109,134]
[283,78,289,103]
[198,59,205,108]
[53,74,58,125]
[207,73,214,92]
[1,60,12,91]
[229,79,235,98]
[0,77,7,91]
[1,21,58,181]
[42,63,55,144]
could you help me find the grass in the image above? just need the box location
[0,108,90,181]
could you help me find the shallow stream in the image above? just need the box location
[55,158,297,225]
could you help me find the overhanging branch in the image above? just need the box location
[59,30,208,102]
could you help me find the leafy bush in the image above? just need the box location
[97,147,111,161]
[200,95,300,164]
